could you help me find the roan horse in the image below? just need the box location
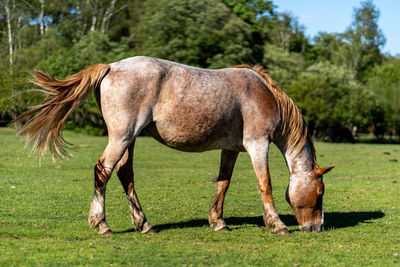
[13,56,334,235]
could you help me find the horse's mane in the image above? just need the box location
[234,65,317,165]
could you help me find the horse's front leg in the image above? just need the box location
[116,140,155,234]
[246,140,289,234]
[209,150,238,231]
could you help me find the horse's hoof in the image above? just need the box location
[142,227,157,234]
[98,229,113,235]
[275,228,290,234]
[212,219,228,232]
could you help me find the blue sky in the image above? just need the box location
[274,0,400,56]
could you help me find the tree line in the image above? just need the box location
[1,0,399,139]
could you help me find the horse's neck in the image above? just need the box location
[275,139,315,175]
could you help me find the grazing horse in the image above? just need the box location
[13,56,334,235]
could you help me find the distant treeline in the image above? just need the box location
[1,0,399,139]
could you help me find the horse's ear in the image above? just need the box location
[315,166,334,176]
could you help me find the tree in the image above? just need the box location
[262,43,303,89]
[34,31,132,134]
[222,0,274,25]
[134,0,255,68]
[367,58,400,134]
[288,61,377,136]
[341,0,385,80]
[0,0,33,122]
[49,0,128,42]
[307,32,345,64]
[4,0,13,74]
[266,12,308,54]
[0,0,22,75]
[0,0,393,139]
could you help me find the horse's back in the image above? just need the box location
[100,56,280,152]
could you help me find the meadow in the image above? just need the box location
[0,127,399,266]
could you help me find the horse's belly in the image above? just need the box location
[144,116,244,152]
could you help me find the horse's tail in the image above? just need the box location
[12,64,111,159]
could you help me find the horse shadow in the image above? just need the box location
[114,211,385,234]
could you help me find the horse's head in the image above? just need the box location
[286,166,334,232]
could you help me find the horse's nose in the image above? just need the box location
[299,225,311,232]
[312,223,323,232]
[299,223,323,232]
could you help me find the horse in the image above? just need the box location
[13,56,334,235]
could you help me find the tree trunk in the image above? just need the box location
[5,0,13,75]
[39,0,45,35]
[350,50,361,80]
[100,0,117,34]
[280,31,290,52]
[89,0,98,31]
[75,1,86,36]
[90,15,97,31]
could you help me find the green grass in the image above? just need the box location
[1,127,399,266]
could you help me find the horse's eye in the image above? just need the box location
[317,186,324,196]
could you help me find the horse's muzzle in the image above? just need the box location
[299,223,323,232]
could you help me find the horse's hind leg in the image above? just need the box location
[116,139,155,234]
[88,140,130,235]
[245,139,289,234]
[209,150,238,231]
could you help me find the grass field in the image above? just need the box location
[1,127,399,266]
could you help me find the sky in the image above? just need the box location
[274,0,400,56]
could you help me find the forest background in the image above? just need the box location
[1,0,399,140]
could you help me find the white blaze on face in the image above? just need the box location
[321,203,325,225]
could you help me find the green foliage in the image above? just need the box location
[262,43,303,88]
[135,0,254,68]
[0,0,394,139]
[341,0,385,80]
[223,0,274,25]
[266,12,309,53]
[288,61,377,135]
[37,31,131,77]
[16,28,67,70]
[35,31,134,134]
[367,58,400,131]
[307,0,385,82]
[308,32,346,64]
[1,128,400,265]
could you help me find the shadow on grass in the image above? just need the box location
[114,211,384,234]
[323,211,385,230]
